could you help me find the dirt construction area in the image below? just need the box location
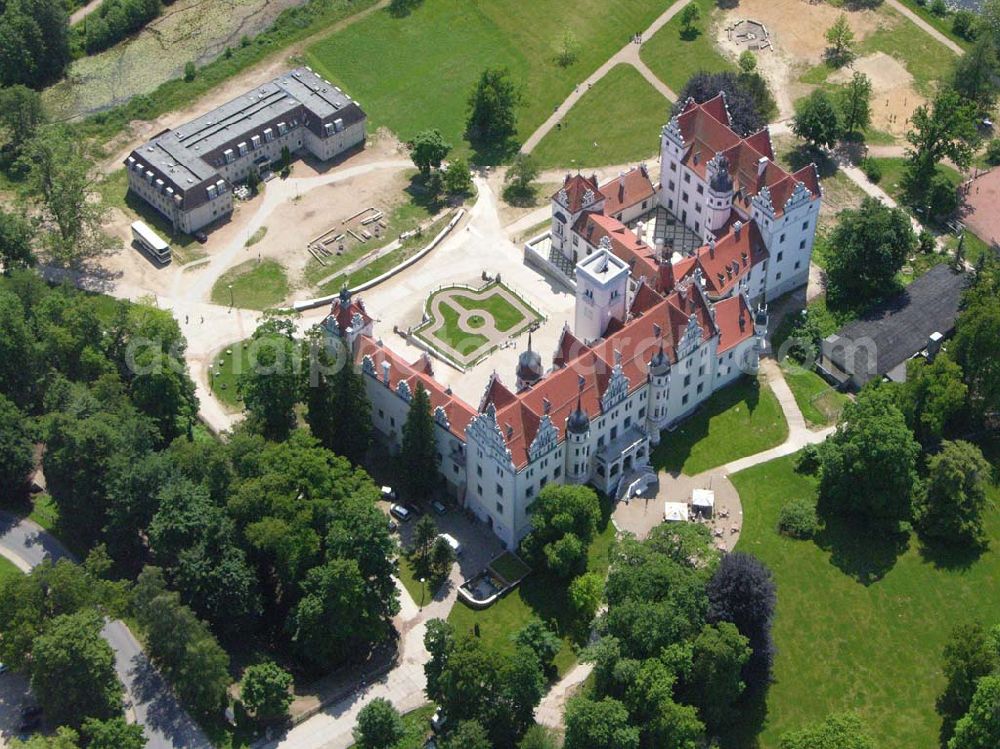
[829,52,924,139]
[715,0,907,122]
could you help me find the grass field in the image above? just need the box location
[429,302,491,356]
[730,452,1000,749]
[452,289,527,333]
[211,259,290,310]
[780,364,848,428]
[893,0,972,51]
[448,503,616,678]
[209,338,253,408]
[640,0,735,93]
[0,555,23,583]
[651,376,788,476]
[306,0,682,159]
[531,64,667,169]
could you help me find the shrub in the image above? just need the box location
[985,139,1000,166]
[930,0,947,16]
[184,61,196,82]
[779,498,820,539]
[863,159,882,183]
[918,229,935,254]
[952,10,976,40]
[795,444,822,475]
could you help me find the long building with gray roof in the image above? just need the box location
[125,67,366,234]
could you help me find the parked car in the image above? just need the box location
[437,533,462,556]
[432,500,447,515]
[430,707,447,733]
[389,504,411,522]
[387,518,398,533]
[0,662,7,674]
[381,486,397,501]
[404,503,423,517]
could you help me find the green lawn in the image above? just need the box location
[452,287,527,332]
[640,0,735,93]
[208,338,253,408]
[347,705,435,749]
[28,493,60,534]
[892,0,972,51]
[532,64,668,169]
[730,452,1000,749]
[448,505,617,678]
[651,376,788,476]
[398,553,436,608]
[306,0,683,159]
[210,260,290,310]
[0,555,23,583]
[427,302,491,356]
[780,364,848,428]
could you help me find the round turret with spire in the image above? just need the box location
[516,331,544,391]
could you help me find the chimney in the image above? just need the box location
[927,331,944,359]
[733,220,743,239]
[653,323,662,338]
[739,312,746,332]
[741,250,748,266]
[693,151,701,165]
[543,397,551,415]
[708,236,716,259]
[505,424,514,439]
[757,156,768,178]
[381,361,391,385]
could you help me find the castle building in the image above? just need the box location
[125,67,366,234]
[322,95,817,549]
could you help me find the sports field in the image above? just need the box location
[306,0,682,157]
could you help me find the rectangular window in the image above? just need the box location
[496,502,504,514]
[682,192,689,203]
[638,407,645,419]
[526,485,534,498]
[496,483,503,497]
[624,416,632,429]
[477,465,482,477]
[670,161,677,172]
[668,180,676,190]
[780,233,786,243]
[696,184,704,195]
[799,239,806,250]
[684,374,691,387]
[684,173,691,183]
[777,251,783,262]
[378,409,384,418]
[802,220,809,230]
[477,484,483,496]
[390,417,395,428]
[697,383,704,395]
[776,272,782,280]
[682,394,689,406]
[554,466,562,478]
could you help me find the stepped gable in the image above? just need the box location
[552,325,590,369]
[715,294,755,353]
[479,372,518,412]
[792,163,822,198]
[329,290,372,335]
[695,220,769,297]
[601,165,656,217]
[555,173,604,213]
[355,336,476,439]
[742,127,775,160]
[665,280,718,345]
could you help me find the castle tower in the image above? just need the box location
[565,377,591,483]
[645,337,672,443]
[705,153,735,238]
[574,249,629,344]
[515,332,544,391]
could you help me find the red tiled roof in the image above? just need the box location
[553,173,604,214]
[330,297,372,336]
[356,337,476,441]
[600,166,656,217]
[695,220,769,297]
[573,213,660,282]
[715,294,754,353]
[552,325,590,368]
[480,372,518,412]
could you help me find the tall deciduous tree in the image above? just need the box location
[952,279,1000,420]
[903,90,978,207]
[304,334,371,463]
[676,71,773,136]
[239,318,301,441]
[0,207,35,273]
[29,611,123,727]
[825,197,915,303]
[399,382,439,500]
[838,71,873,135]
[466,67,522,147]
[523,483,601,578]
[793,89,841,149]
[825,14,856,66]
[241,661,293,724]
[949,675,1000,749]
[0,85,44,158]
[353,698,404,749]
[564,696,640,749]
[444,721,492,749]
[686,621,751,729]
[818,386,920,523]
[409,129,451,175]
[899,354,967,446]
[917,440,992,546]
[952,37,1000,115]
[0,0,71,89]
[707,551,777,691]
[937,622,1000,742]
[80,717,146,749]
[0,392,34,495]
[22,127,113,267]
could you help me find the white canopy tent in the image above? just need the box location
[664,501,690,522]
[692,488,715,517]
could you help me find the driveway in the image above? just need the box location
[0,512,209,749]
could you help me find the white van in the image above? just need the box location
[437,533,462,556]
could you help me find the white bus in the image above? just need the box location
[130,221,171,265]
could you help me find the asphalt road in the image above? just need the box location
[0,511,210,749]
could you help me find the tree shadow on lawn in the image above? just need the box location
[787,144,839,180]
[468,135,522,169]
[718,682,770,749]
[813,514,910,585]
[404,173,448,215]
[916,535,988,572]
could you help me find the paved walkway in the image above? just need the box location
[0,513,209,749]
[520,0,688,153]
[885,0,964,56]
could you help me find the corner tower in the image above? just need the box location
[574,249,629,344]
